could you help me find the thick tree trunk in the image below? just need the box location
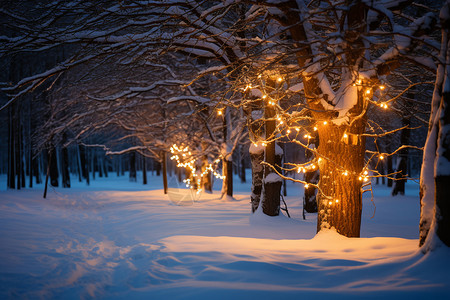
[222,158,233,198]
[250,145,264,212]
[316,124,366,237]
[262,101,282,216]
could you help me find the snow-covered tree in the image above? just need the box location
[420,0,450,249]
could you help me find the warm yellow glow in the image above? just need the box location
[380,103,388,109]
[379,85,385,90]
[217,110,223,116]
[262,94,267,99]
[366,89,371,95]
[277,77,283,82]
[343,133,348,138]
[313,126,318,131]
[287,129,291,134]
[295,127,300,132]
[262,142,267,147]
[329,201,332,205]
[304,184,309,189]
[323,121,327,125]
[335,199,339,203]
[343,171,348,176]
[379,155,384,160]
[253,143,258,147]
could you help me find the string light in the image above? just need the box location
[343,133,348,138]
[170,144,225,193]
[277,76,283,82]
[379,155,384,160]
[380,103,388,109]
[379,85,385,90]
[323,121,327,125]
[313,126,318,131]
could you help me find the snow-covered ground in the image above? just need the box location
[0,172,449,299]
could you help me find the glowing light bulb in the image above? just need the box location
[277,77,283,82]
[323,121,328,125]
[343,171,348,176]
[366,89,371,95]
[313,126,318,131]
[262,94,267,99]
[295,128,300,132]
[217,110,223,115]
[379,155,384,160]
[379,85,385,90]
[343,133,348,138]
[304,184,309,189]
[287,129,291,134]
[329,201,333,205]
[335,199,339,203]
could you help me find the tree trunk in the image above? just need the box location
[201,155,213,193]
[161,151,168,194]
[222,158,233,198]
[61,146,70,188]
[129,151,136,182]
[250,145,264,212]
[303,169,319,213]
[142,155,147,185]
[261,99,282,216]
[316,124,366,237]
[49,147,59,187]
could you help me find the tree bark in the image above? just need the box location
[262,97,282,216]
[250,146,264,212]
[316,124,366,237]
